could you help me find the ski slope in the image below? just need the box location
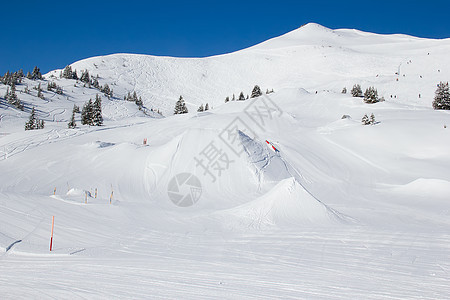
[1,23,450,299]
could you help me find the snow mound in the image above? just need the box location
[391,178,450,199]
[213,177,347,230]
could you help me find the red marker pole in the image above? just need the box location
[50,216,55,251]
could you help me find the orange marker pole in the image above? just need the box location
[50,216,55,251]
[110,191,113,204]
[53,187,56,195]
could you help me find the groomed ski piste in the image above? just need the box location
[0,23,449,298]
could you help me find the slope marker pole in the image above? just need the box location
[49,216,55,251]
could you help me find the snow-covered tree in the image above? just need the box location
[197,104,204,112]
[351,84,362,97]
[225,96,230,103]
[6,83,24,110]
[92,94,103,126]
[238,92,245,101]
[31,66,42,80]
[205,103,209,111]
[25,107,44,130]
[37,83,44,99]
[102,83,112,98]
[81,99,94,125]
[174,96,188,114]
[432,81,450,110]
[232,94,235,101]
[62,65,73,79]
[363,87,379,104]
[251,85,262,98]
[361,114,370,125]
[80,70,90,83]
[68,106,77,129]
[370,113,376,125]
[342,87,347,94]
[136,96,143,108]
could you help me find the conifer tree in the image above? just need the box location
[80,70,90,83]
[92,94,103,126]
[37,83,44,99]
[205,103,209,111]
[136,96,143,108]
[362,114,370,125]
[251,85,262,98]
[432,81,450,110]
[342,87,347,94]
[232,94,235,101]
[174,96,188,114]
[25,107,43,130]
[238,92,245,101]
[81,99,94,125]
[351,84,363,97]
[62,65,73,79]
[363,87,379,104]
[197,104,204,112]
[225,96,229,103]
[31,66,42,80]
[370,113,376,125]
[68,105,77,129]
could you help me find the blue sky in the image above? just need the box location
[1,0,449,74]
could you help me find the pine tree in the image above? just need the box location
[251,85,262,98]
[174,96,188,114]
[363,87,379,104]
[351,84,362,97]
[6,83,24,110]
[31,66,42,80]
[232,94,235,101]
[136,96,143,108]
[370,113,376,125]
[68,105,77,129]
[197,104,204,112]
[432,81,450,110]
[81,99,94,125]
[205,103,209,111]
[80,70,90,83]
[92,94,103,126]
[25,107,39,130]
[37,83,44,99]
[362,114,370,125]
[62,65,73,79]
[238,92,245,101]
[342,87,347,94]
[102,83,111,97]
[225,96,230,103]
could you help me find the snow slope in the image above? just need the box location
[1,23,450,299]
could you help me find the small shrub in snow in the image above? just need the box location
[342,87,347,94]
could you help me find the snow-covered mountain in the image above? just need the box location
[45,22,450,113]
[1,23,449,298]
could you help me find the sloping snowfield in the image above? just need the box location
[1,24,449,299]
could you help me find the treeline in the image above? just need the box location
[224,85,274,103]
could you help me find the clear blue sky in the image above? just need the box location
[1,0,449,74]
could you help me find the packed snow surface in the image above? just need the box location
[1,23,450,299]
